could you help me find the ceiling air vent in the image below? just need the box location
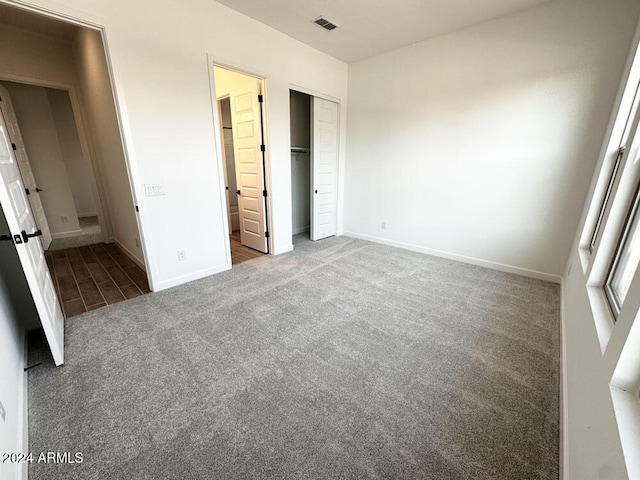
[313,16,339,31]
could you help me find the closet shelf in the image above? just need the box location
[291,147,310,153]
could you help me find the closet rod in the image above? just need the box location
[291,147,310,153]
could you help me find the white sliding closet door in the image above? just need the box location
[311,97,339,241]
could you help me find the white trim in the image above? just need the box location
[344,231,562,284]
[112,238,146,272]
[153,263,231,292]
[560,278,569,480]
[274,244,294,255]
[289,84,341,104]
[50,229,83,239]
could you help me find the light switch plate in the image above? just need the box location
[144,184,165,196]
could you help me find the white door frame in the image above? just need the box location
[207,55,273,265]
[0,0,156,290]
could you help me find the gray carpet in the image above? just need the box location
[28,235,559,479]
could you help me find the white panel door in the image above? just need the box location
[0,86,52,249]
[0,101,64,366]
[311,98,339,241]
[230,77,268,253]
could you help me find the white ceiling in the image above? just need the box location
[0,3,78,42]
[215,0,549,63]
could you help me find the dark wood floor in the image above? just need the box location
[45,243,150,318]
[230,231,265,265]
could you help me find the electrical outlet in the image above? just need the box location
[177,250,186,261]
[0,400,5,422]
[61,215,70,224]
[381,221,386,230]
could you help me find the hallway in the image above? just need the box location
[45,243,150,318]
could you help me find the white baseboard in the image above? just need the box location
[292,226,309,235]
[50,229,83,239]
[274,244,294,255]
[343,231,562,284]
[154,263,231,291]
[112,238,146,272]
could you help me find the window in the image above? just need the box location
[605,181,640,317]
[590,147,626,253]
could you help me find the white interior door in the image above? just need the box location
[0,86,52,249]
[0,100,64,366]
[311,97,339,241]
[230,77,268,253]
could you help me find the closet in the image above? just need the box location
[290,90,311,237]
[290,89,340,243]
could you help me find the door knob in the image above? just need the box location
[314,190,318,194]
[35,187,43,192]
[236,190,241,195]
[21,229,42,243]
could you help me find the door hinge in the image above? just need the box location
[25,188,30,195]
[258,94,263,103]
[265,231,270,238]
[260,144,266,152]
[11,143,16,151]
[263,190,267,197]
[135,205,139,212]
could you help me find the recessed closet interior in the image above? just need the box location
[290,90,311,239]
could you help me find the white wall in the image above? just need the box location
[0,274,26,480]
[73,28,142,264]
[0,207,35,480]
[47,88,97,217]
[3,82,82,236]
[344,0,640,280]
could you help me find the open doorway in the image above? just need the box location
[289,89,340,244]
[213,66,270,265]
[0,4,150,364]
[0,82,103,251]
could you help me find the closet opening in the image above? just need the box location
[290,90,312,240]
[213,66,270,265]
[289,89,340,245]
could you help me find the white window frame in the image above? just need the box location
[577,23,640,478]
